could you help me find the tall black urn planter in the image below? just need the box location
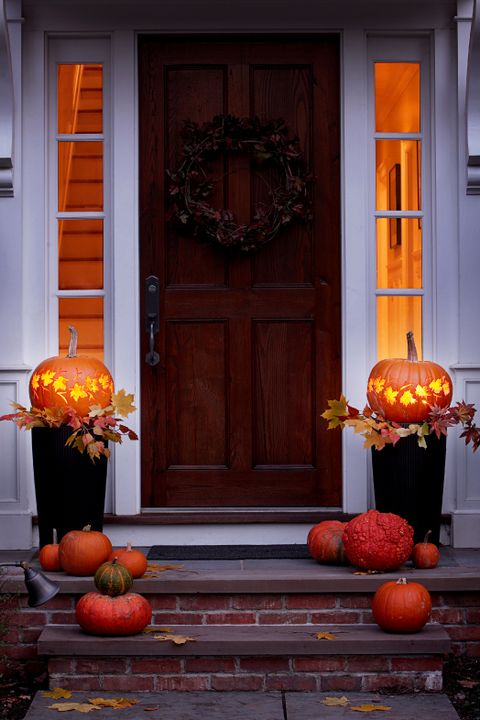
[371,432,446,545]
[32,426,108,548]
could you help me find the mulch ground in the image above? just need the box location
[0,655,479,720]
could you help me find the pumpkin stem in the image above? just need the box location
[423,530,432,544]
[82,524,92,532]
[406,331,418,362]
[111,558,118,565]
[52,528,58,544]
[67,325,78,358]
[127,542,132,552]
[396,577,408,585]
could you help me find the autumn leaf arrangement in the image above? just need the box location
[322,394,480,452]
[0,389,137,462]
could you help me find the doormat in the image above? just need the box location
[147,544,310,560]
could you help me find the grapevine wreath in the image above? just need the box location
[167,114,313,253]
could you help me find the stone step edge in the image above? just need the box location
[38,623,451,657]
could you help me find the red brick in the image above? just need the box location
[466,609,480,623]
[361,674,413,692]
[239,657,290,672]
[6,646,37,660]
[431,608,465,624]
[311,611,360,623]
[8,611,47,626]
[49,612,78,624]
[320,675,362,692]
[347,656,391,672]
[48,658,74,674]
[361,611,376,624]
[439,594,480,607]
[2,628,19,643]
[391,656,443,672]
[179,595,231,611]
[185,658,235,672]
[286,595,336,609]
[206,612,257,625]
[339,595,373,608]
[466,643,480,656]
[20,628,43,643]
[50,676,101,691]
[44,596,74,610]
[447,626,480,641]
[156,675,210,691]
[294,657,345,672]
[415,672,443,692]
[266,674,317,691]
[258,612,308,624]
[132,658,183,673]
[232,595,283,610]
[76,659,128,674]
[211,675,263,691]
[149,596,178,610]
[102,675,155,691]
[152,613,203,625]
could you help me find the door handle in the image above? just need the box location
[145,275,160,366]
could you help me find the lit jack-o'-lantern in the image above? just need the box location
[367,331,452,423]
[29,326,114,416]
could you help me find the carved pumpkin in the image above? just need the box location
[94,558,133,597]
[38,528,62,572]
[367,331,452,423]
[59,525,113,576]
[372,577,432,633]
[342,510,414,571]
[307,521,348,565]
[75,591,152,636]
[412,530,440,569]
[109,542,148,579]
[29,326,114,416]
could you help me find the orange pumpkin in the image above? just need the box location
[372,577,432,633]
[75,592,152,636]
[367,331,452,423]
[307,521,348,565]
[29,326,114,416]
[109,542,148,578]
[412,530,441,569]
[38,528,62,572]
[59,525,113,576]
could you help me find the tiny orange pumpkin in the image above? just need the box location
[38,528,62,572]
[412,530,441,569]
[109,542,148,578]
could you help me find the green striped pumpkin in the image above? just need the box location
[94,558,133,597]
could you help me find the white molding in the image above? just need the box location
[0,0,14,196]
[466,0,480,193]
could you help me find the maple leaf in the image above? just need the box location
[42,688,72,699]
[315,631,336,640]
[153,633,196,645]
[143,626,173,633]
[48,703,101,713]
[321,395,350,429]
[455,401,477,425]
[350,704,392,712]
[70,384,88,402]
[41,370,56,386]
[112,390,136,418]
[88,698,139,708]
[322,696,349,706]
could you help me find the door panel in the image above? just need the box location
[139,37,341,508]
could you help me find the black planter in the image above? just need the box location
[32,426,108,548]
[371,432,446,546]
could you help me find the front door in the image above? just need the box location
[139,36,341,509]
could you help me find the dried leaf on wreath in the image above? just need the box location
[315,631,337,640]
[88,697,139,708]
[48,703,101,713]
[153,633,196,645]
[321,696,349,706]
[350,704,392,712]
[42,688,72,699]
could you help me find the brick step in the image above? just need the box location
[38,624,450,693]
[25,690,461,720]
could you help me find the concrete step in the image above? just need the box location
[24,690,461,720]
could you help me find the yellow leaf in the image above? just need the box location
[145,563,185,573]
[112,389,136,418]
[42,688,72,699]
[350,704,392,712]
[48,703,101,713]
[322,696,349,706]
[143,626,173,633]
[153,634,196,645]
[88,698,139,708]
[315,631,336,640]
[321,395,349,429]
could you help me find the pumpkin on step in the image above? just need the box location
[38,529,62,572]
[94,558,133,597]
[342,510,414,571]
[307,521,348,565]
[75,592,152,636]
[372,577,432,633]
[59,525,112,576]
[412,530,441,569]
[109,542,148,578]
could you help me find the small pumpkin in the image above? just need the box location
[307,521,348,565]
[29,325,114,416]
[94,558,133,596]
[38,528,62,572]
[109,542,148,578]
[342,510,414,571]
[372,577,432,633]
[59,525,113,576]
[367,331,452,423]
[75,591,152,636]
[412,530,441,569]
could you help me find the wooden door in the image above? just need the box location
[139,37,341,508]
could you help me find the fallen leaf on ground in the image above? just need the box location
[48,703,101,713]
[143,707,160,712]
[88,698,139,708]
[146,563,185,572]
[322,696,349,706]
[153,633,196,645]
[42,689,72,699]
[350,704,392,712]
[143,626,173,633]
[315,631,337,640]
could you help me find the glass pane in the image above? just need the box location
[58,64,103,134]
[376,140,421,211]
[377,296,422,360]
[59,297,104,360]
[58,219,103,290]
[58,141,103,212]
[375,63,420,133]
[376,218,422,289]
